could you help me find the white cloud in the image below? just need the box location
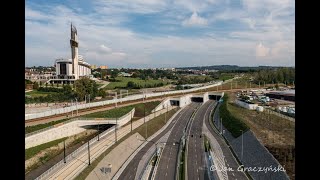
[256,43,270,57]
[99,44,112,54]
[182,12,208,26]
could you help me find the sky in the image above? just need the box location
[26,0,295,68]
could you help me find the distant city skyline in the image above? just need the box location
[26,0,295,68]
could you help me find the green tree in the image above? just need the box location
[74,77,98,101]
[127,81,135,88]
[33,82,39,89]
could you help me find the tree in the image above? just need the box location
[45,83,48,88]
[74,77,99,101]
[33,82,39,89]
[98,89,106,98]
[127,81,135,88]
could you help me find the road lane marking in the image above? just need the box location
[232,173,235,176]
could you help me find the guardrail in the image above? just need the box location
[26,81,224,120]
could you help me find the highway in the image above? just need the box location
[154,102,200,180]
[186,100,214,180]
[118,103,198,180]
[205,101,248,180]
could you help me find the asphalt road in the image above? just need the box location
[117,103,198,180]
[154,102,200,180]
[205,101,248,180]
[186,100,214,180]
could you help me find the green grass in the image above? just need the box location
[25,90,58,97]
[74,108,178,180]
[25,118,71,134]
[25,137,68,160]
[218,94,249,138]
[81,101,161,119]
[105,77,168,90]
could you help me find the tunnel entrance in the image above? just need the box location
[170,100,180,106]
[191,97,204,102]
[208,95,221,101]
[81,124,114,133]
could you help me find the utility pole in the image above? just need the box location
[259,82,260,88]
[88,141,91,165]
[131,110,133,132]
[231,82,232,90]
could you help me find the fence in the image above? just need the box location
[26,81,223,120]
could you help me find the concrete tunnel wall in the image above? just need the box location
[25,108,135,149]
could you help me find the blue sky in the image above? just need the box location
[26,0,295,68]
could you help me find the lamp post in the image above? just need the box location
[63,140,66,163]
[88,141,91,165]
[115,116,118,142]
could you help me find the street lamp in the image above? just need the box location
[88,141,91,165]
[63,140,66,163]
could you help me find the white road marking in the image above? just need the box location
[166,172,167,176]
[167,165,168,169]
[232,173,235,176]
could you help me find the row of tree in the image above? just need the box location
[176,76,214,85]
[253,68,295,84]
[126,81,165,89]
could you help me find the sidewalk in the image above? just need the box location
[86,133,144,180]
